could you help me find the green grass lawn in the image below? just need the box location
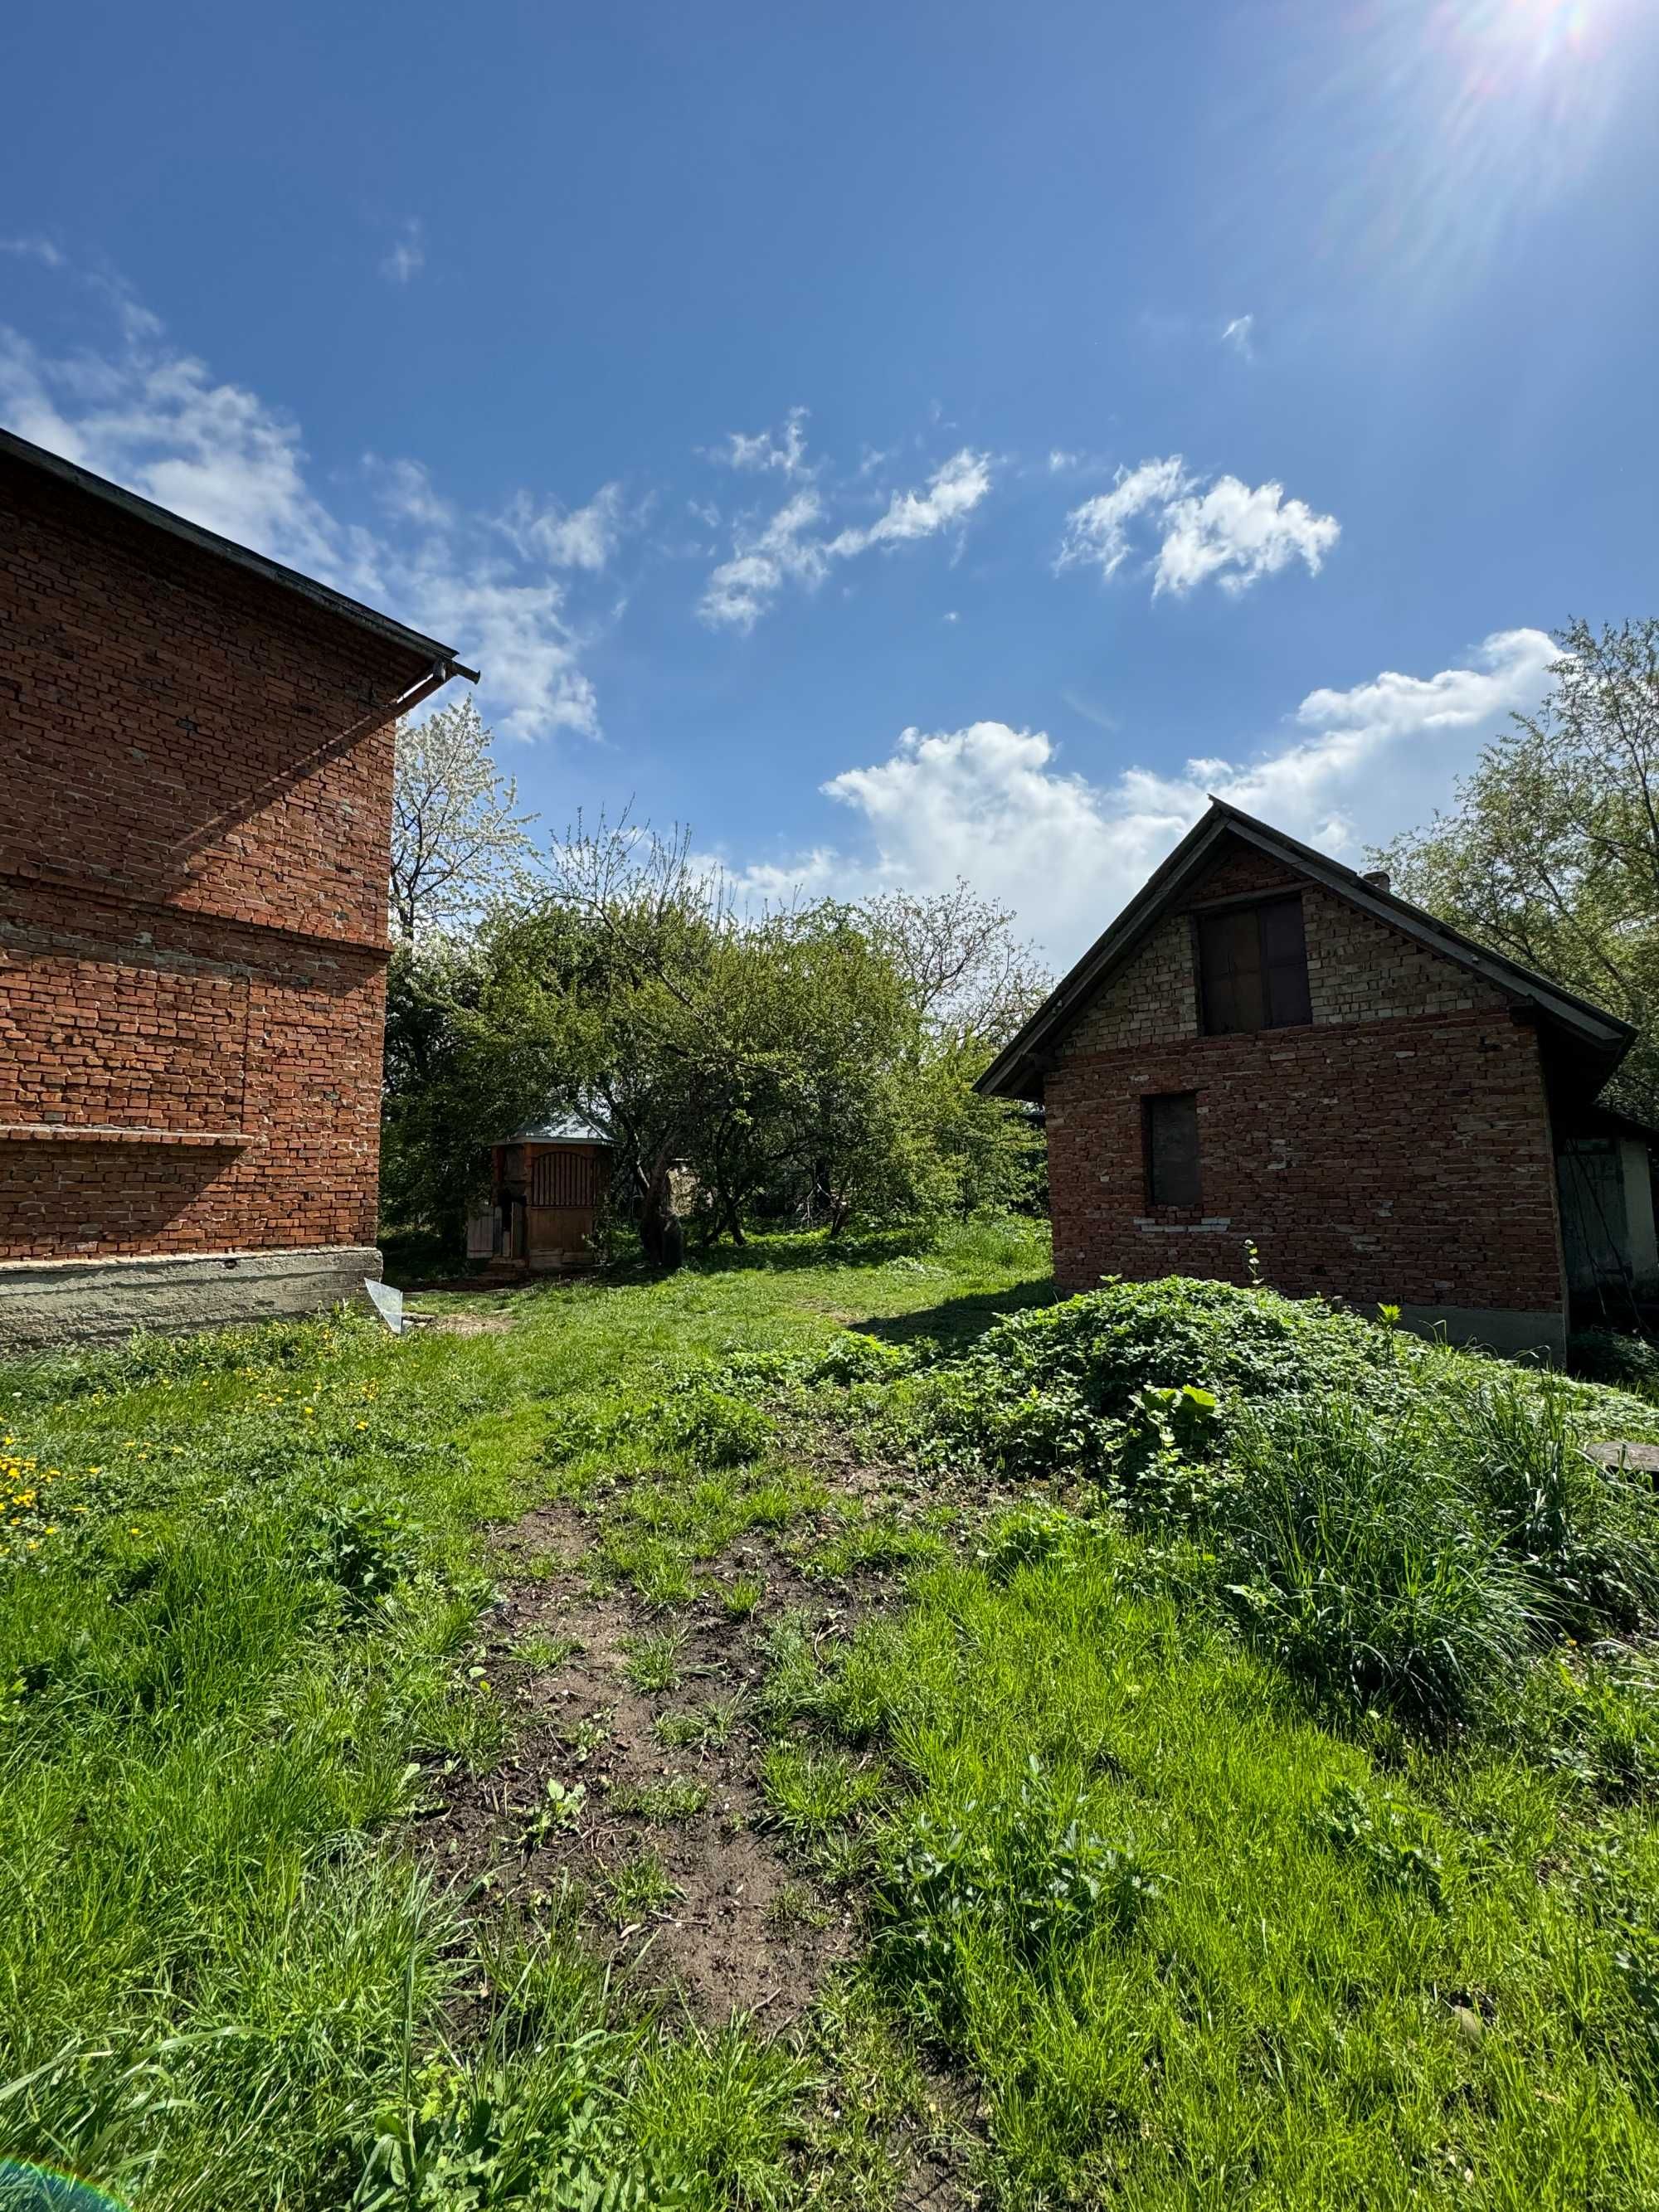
[4,1222,1659,2210]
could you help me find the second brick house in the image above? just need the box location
[977,800,1652,1357]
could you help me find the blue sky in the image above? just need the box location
[3,0,1656,961]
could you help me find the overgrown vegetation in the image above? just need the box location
[1382,615,1659,1119]
[0,1222,1042,2209]
[11,1229,1659,2206]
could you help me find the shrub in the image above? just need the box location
[804,1332,917,1386]
[1219,1400,1536,1733]
[863,1277,1417,1480]
[895,1369,1101,1480]
[961,1277,1410,1425]
[1569,1330,1659,1400]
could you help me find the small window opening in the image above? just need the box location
[1144,1091,1201,1209]
[1197,894,1311,1034]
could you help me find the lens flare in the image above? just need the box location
[0,2165,130,2211]
[1247,0,1638,295]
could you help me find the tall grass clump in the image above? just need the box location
[1219,1398,1538,1732]
[1458,1373,1659,1634]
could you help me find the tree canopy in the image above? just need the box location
[389,695,538,941]
[381,814,1048,1256]
[1381,617,1659,1116]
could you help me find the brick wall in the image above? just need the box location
[0,452,431,1262]
[1044,834,1566,1315]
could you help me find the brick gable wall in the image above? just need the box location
[0,455,430,1262]
[1044,834,1566,1316]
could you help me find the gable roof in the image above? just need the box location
[0,425,480,682]
[976,799,1634,1102]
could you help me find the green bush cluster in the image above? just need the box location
[1570,1330,1659,1400]
[781,1279,1659,1734]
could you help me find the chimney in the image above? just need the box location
[1360,868,1390,894]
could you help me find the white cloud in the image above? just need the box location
[0,236,66,268]
[699,488,830,630]
[379,218,426,284]
[365,455,455,531]
[705,405,811,478]
[1220,314,1254,358]
[698,446,995,631]
[0,293,607,741]
[1155,475,1340,596]
[499,481,625,571]
[1056,456,1189,581]
[1048,448,1081,473]
[829,447,991,556]
[727,630,1555,960]
[1058,454,1339,598]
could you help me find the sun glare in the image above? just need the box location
[1277,0,1637,293]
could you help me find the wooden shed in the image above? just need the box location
[468,1115,613,1274]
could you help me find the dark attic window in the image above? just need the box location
[1144,1091,1201,1209]
[1196,894,1311,1034]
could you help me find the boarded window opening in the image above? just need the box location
[1197,895,1311,1033]
[1144,1092,1201,1209]
[528,1148,601,1208]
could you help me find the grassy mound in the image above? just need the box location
[764,1278,1659,1735]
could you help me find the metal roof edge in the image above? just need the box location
[0,423,470,673]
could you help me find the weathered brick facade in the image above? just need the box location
[1029,830,1575,1335]
[0,434,465,1328]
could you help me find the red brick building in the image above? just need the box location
[978,801,1648,1356]
[0,428,475,1344]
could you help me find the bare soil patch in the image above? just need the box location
[416,1501,859,2025]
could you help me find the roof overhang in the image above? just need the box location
[976,799,1634,1101]
[0,424,479,681]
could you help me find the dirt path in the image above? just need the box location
[402,1428,992,2206]
[416,1498,866,2024]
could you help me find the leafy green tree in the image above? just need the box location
[1380,618,1659,1116]
[379,822,1051,1256]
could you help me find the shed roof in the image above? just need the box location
[0,425,479,680]
[976,799,1635,1102]
[501,1112,614,1145]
